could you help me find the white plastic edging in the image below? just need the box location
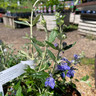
[0,60,34,96]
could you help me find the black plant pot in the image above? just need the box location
[8,12,31,18]
[60,10,71,26]
[54,85,81,96]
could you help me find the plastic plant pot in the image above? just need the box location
[92,11,96,14]
[86,10,91,14]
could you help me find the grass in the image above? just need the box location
[81,57,95,65]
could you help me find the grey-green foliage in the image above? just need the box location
[12,12,76,96]
[0,41,5,71]
[5,0,88,96]
[0,42,27,72]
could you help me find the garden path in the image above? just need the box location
[0,23,96,58]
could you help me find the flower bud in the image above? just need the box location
[62,34,67,39]
[40,19,46,26]
[62,42,67,48]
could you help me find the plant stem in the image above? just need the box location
[30,0,40,60]
[60,25,62,49]
[39,24,48,71]
[57,25,62,60]
[33,0,40,8]
[30,10,34,59]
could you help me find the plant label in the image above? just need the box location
[0,60,34,95]
[0,84,4,96]
[0,63,26,85]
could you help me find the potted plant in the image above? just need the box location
[2,0,89,96]
[0,0,90,96]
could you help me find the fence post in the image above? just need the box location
[95,54,96,89]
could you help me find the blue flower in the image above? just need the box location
[74,54,79,60]
[45,76,55,89]
[62,57,67,61]
[57,63,70,71]
[61,72,65,79]
[66,68,75,78]
[62,57,71,65]
[54,43,58,47]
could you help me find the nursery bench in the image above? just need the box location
[0,60,34,96]
[36,12,71,31]
[3,15,30,28]
[69,12,81,24]
[3,15,17,29]
[36,14,56,31]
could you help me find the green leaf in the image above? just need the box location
[46,41,56,49]
[14,81,21,90]
[24,66,36,74]
[5,93,8,96]
[33,43,43,56]
[16,86,23,96]
[14,21,29,26]
[20,50,31,59]
[27,70,49,82]
[33,15,40,26]
[31,37,45,47]
[75,79,79,82]
[80,75,89,81]
[47,49,56,61]
[26,80,34,85]
[48,30,58,43]
[0,92,3,96]
[27,87,32,93]
[63,42,76,50]
[87,83,92,87]
[41,61,51,70]
[32,71,48,79]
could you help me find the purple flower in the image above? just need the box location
[54,43,58,47]
[57,63,70,71]
[62,57,71,65]
[45,76,55,89]
[62,57,67,61]
[74,54,79,60]
[66,68,75,78]
[61,72,65,79]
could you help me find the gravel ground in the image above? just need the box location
[0,23,96,58]
[0,23,96,96]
